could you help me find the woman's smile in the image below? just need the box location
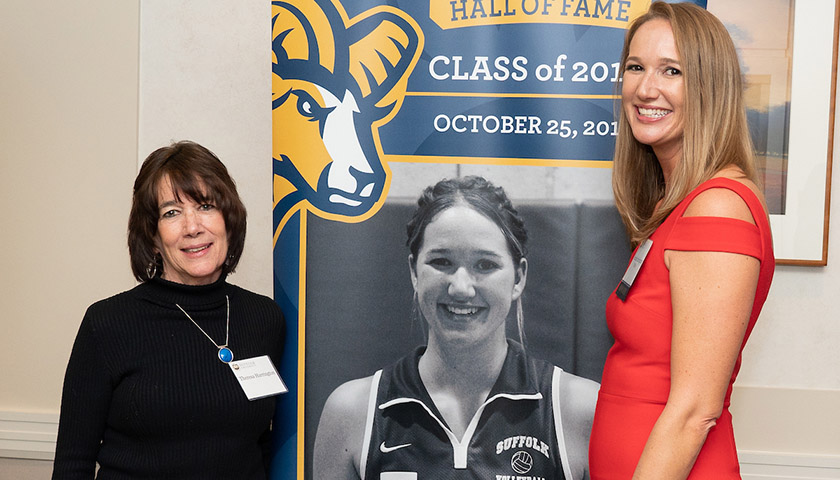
[182,243,212,254]
[636,106,672,119]
[443,304,482,316]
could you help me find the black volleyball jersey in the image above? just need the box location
[360,343,577,480]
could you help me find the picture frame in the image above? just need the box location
[737,0,839,265]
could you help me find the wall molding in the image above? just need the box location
[740,451,840,479]
[0,412,58,461]
[731,385,840,458]
[2,411,839,479]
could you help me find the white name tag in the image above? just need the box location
[616,238,653,301]
[229,355,288,400]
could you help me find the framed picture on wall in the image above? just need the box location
[709,0,838,265]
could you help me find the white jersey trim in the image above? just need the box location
[552,366,574,480]
[359,369,383,480]
[377,391,543,470]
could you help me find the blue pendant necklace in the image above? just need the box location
[176,295,233,363]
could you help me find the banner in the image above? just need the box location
[266,0,809,478]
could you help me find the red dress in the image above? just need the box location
[589,178,775,479]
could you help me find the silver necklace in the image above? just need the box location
[176,295,233,363]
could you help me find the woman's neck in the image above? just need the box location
[654,144,681,187]
[418,335,509,438]
[142,274,229,310]
[420,336,508,387]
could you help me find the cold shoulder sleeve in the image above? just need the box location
[666,216,763,259]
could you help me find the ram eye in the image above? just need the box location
[293,90,334,125]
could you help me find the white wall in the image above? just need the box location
[138,0,273,297]
[0,0,140,470]
[1,0,838,478]
[0,1,140,413]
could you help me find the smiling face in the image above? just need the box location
[409,204,527,349]
[154,176,229,286]
[623,18,685,171]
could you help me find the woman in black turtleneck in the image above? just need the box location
[53,141,286,479]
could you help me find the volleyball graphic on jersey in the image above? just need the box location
[511,450,533,474]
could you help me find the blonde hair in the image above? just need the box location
[612,2,758,245]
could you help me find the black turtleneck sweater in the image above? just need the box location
[52,276,285,480]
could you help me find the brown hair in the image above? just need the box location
[612,1,758,245]
[128,141,247,282]
[406,175,528,265]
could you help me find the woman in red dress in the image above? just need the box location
[588,2,775,479]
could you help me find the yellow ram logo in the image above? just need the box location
[272,0,423,233]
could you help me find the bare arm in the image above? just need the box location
[556,372,599,480]
[313,376,374,480]
[632,187,761,480]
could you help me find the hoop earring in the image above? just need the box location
[146,261,158,280]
